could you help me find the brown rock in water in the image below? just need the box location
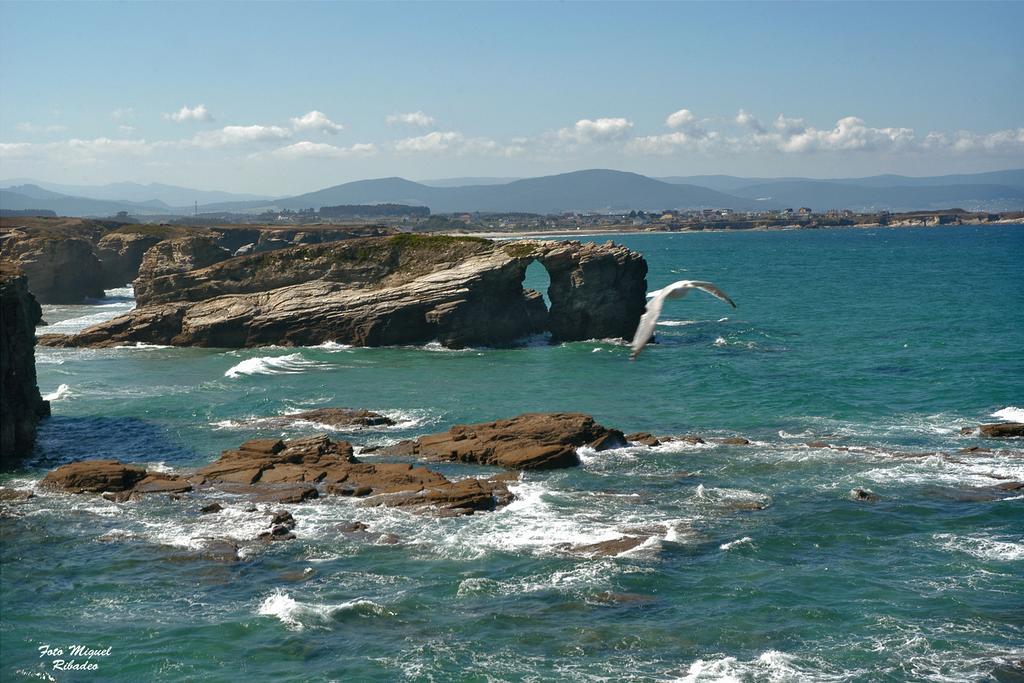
[253,485,319,504]
[959,446,993,454]
[0,488,34,503]
[380,412,626,470]
[37,235,647,350]
[850,488,880,503]
[37,434,516,516]
[665,434,706,445]
[1,267,50,468]
[194,538,240,562]
[132,474,193,495]
[978,423,1024,438]
[267,408,395,428]
[625,432,661,447]
[568,536,646,557]
[200,502,223,514]
[41,460,147,493]
[805,440,830,449]
[720,437,751,446]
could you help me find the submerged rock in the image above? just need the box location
[38,235,647,350]
[978,422,1024,438]
[850,488,880,503]
[263,408,395,429]
[625,432,661,447]
[567,536,646,557]
[1,267,50,468]
[380,412,627,470]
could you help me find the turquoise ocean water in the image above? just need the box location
[2,226,1023,681]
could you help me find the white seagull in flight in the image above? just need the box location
[630,280,737,359]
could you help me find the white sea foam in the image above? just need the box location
[694,484,771,508]
[42,384,71,401]
[719,536,753,551]
[209,408,431,433]
[43,311,131,335]
[712,336,727,347]
[224,353,329,378]
[257,588,389,630]
[656,319,698,327]
[111,342,174,349]
[991,406,1024,422]
[933,533,1024,562]
[674,650,848,683]
[309,341,354,351]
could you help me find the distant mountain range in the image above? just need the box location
[275,170,766,213]
[0,178,273,206]
[1,169,1022,218]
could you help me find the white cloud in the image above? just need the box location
[776,116,915,153]
[289,110,343,134]
[626,131,722,156]
[186,125,291,148]
[392,130,518,157]
[0,138,155,164]
[386,111,436,127]
[558,117,634,144]
[268,141,377,159]
[164,104,213,123]
[735,109,765,133]
[772,115,808,138]
[938,128,1024,153]
[394,130,464,153]
[0,142,36,159]
[15,123,68,134]
[666,109,698,129]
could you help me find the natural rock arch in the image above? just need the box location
[39,235,648,349]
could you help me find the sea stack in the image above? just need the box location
[0,263,49,468]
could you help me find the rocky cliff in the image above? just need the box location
[0,234,105,303]
[0,265,49,468]
[38,235,647,349]
[0,217,396,304]
[131,235,232,303]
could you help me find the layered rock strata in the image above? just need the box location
[38,234,647,349]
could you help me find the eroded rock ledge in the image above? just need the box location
[37,234,647,349]
[41,434,515,516]
[376,412,627,469]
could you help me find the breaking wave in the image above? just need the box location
[224,353,329,378]
[257,589,390,630]
[42,384,71,401]
[991,406,1024,422]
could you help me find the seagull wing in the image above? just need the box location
[630,287,670,359]
[664,280,737,308]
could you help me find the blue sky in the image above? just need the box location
[1,1,1022,194]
